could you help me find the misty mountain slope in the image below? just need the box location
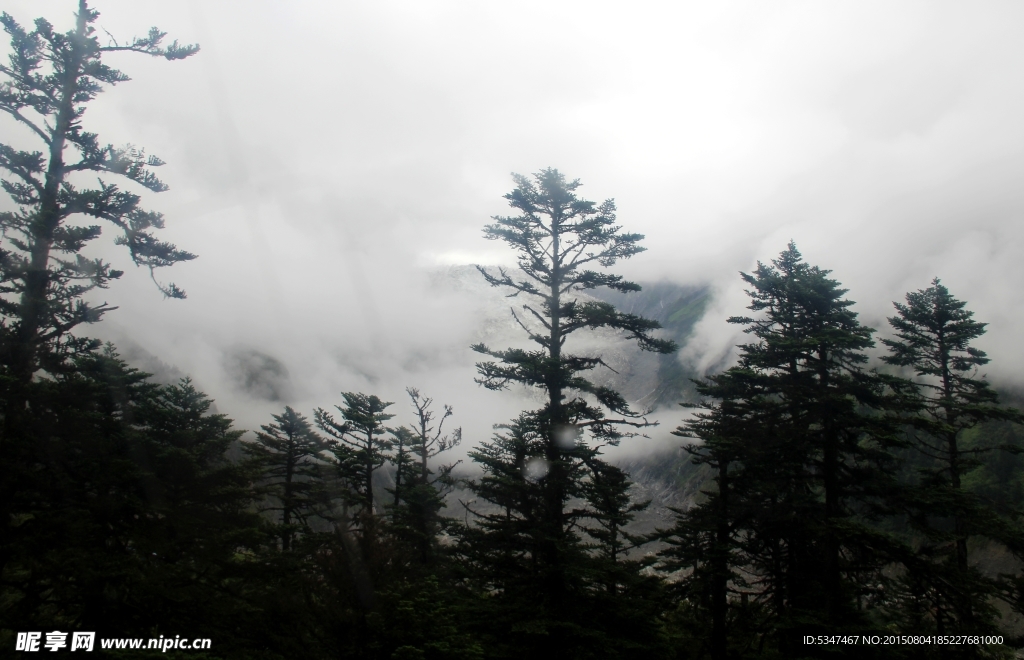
[613,450,710,540]
[590,281,712,409]
[110,264,719,531]
[435,265,712,413]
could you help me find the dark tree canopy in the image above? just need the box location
[316,392,395,541]
[390,388,462,565]
[245,406,332,551]
[883,278,1024,634]
[659,243,914,657]
[459,169,676,657]
[473,168,676,439]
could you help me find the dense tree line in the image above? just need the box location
[661,247,1024,660]
[1,3,1023,659]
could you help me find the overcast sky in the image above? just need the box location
[4,1,1024,453]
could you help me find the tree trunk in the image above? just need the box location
[282,440,295,551]
[543,205,568,653]
[710,460,730,660]
[939,331,972,625]
[12,2,89,384]
[818,347,843,625]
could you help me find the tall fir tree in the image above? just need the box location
[453,415,552,653]
[0,1,197,391]
[0,3,199,614]
[129,376,269,649]
[883,279,1024,637]
[246,406,333,551]
[662,243,913,656]
[460,169,676,657]
[316,392,395,544]
[391,388,461,565]
[659,376,759,660]
[0,346,158,638]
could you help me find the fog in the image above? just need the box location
[4,1,1024,457]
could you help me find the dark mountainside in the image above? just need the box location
[578,282,715,537]
[3,4,1024,660]
[591,281,712,409]
[588,282,719,534]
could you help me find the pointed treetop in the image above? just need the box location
[883,278,989,376]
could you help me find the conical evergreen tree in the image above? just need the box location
[658,376,760,660]
[246,406,333,551]
[0,346,157,637]
[452,415,553,653]
[316,393,395,545]
[883,279,1024,637]
[662,243,914,657]
[0,349,269,652]
[130,376,269,648]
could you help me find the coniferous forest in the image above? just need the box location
[2,2,1024,659]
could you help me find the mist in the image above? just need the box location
[4,0,1023,457]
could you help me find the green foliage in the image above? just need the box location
[316,392,395,535]
[458,169,677,657]
[472,169,676,438]
[245,406,333,551]
[388,388,462,566]
[883,279,1024,636]
[1,347,157,636]
[0,1,197,390]
[380,576,484,660]
[658,243,916,658]
[2,16,1022,648]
